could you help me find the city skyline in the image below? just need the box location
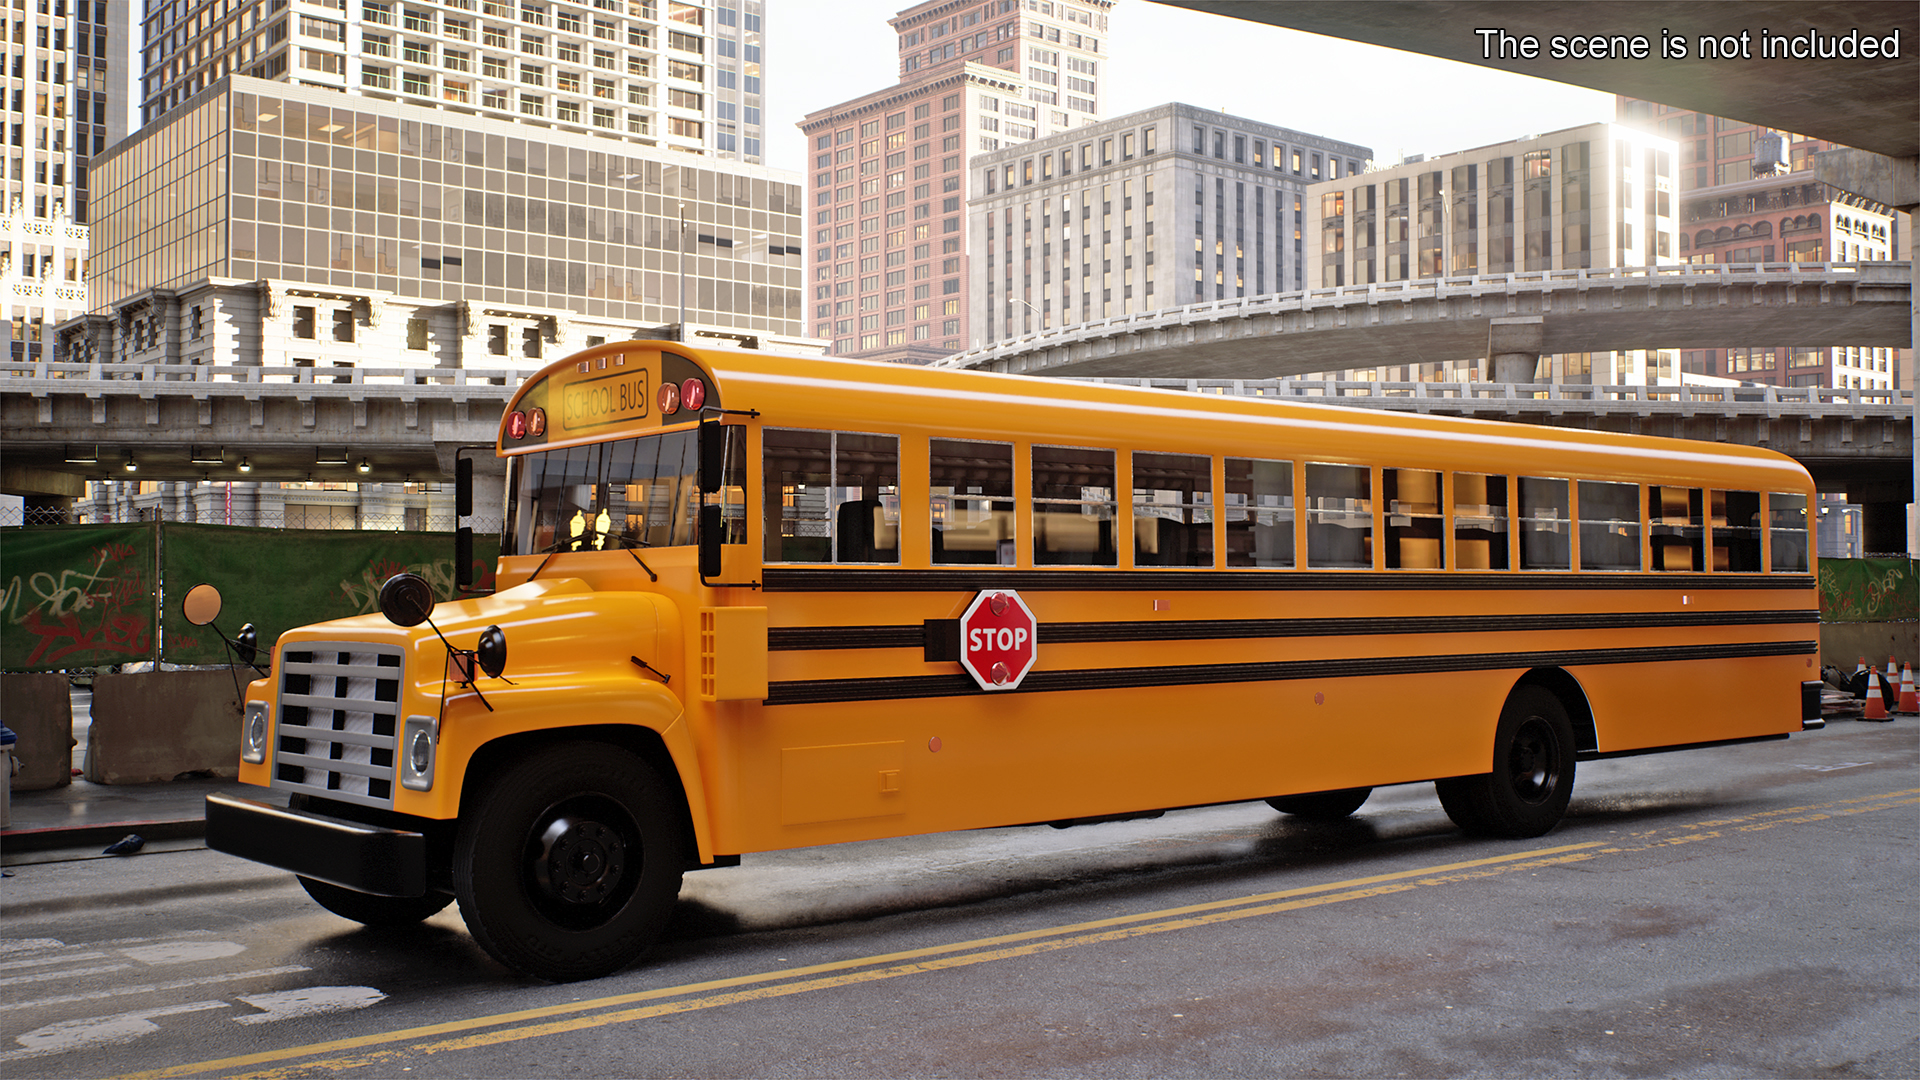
[765,2,1617,175]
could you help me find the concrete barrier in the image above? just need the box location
[85,670,244,784]
[0,672,74,791]
[1821,622,1920,673]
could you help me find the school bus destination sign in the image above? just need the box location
[501,349,723,451]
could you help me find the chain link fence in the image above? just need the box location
[0,504,502,532]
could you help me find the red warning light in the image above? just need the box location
[657,381,680,416]
[506,411,528,440]
[681,378,706,411]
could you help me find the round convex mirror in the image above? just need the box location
[377,573,437,628]
[181,583,223,627]
[476,625,508,678]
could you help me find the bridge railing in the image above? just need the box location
[945,260,1909,367]
[1078,377,1914,411]
[0,360,530,388]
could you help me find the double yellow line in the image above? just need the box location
[129,787,1920,1079]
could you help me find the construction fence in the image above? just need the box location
[1,521,499,671]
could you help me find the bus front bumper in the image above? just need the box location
[205,792,428,898]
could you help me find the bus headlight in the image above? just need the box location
[401,715,437,791]
[242,702,269,764]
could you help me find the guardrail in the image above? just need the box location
[1081,378,1913,412]
[944,260,1912,368]
[1,360,529,387]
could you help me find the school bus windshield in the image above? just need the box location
[504,425,745,556]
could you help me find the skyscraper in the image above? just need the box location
[138,0,764,164]
[3,0,109,368]
[800,0,1113,363]
[1618,96,1902,393]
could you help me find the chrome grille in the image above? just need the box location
[274,642,404,809]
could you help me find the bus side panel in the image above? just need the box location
[1575,653,1808,752]
[700,669,1514,854]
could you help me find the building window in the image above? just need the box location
[292,306,316,339]
[406,317,429,350]
[332,309,356,343]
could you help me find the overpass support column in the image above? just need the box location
[1817,149,1917,555]
[1483,316,1543,384]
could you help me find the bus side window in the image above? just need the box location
[1767,493,1809,572]
[1518,477,1571,570]
[1452,473,1508,569]
[1579,481,1642,571]
[931,438,1015,566]
[1713,490,1763,571]
[1225,457,1294,568]
[763,428,900,565]
[1033,445,1117,567]
[1384,468,1443,569]
[1305,463,1371,569]
[1133,452,1214,568]
[1648,485,1705,571]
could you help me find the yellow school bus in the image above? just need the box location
[206,342,1824,981]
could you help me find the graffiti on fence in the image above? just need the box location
[1819,558,1918,623]
[337,556,481,615]
[0,529,156,670]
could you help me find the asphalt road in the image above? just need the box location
[3,718,1914,1079]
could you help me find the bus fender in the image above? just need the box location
[655,711,718,865]
[1517,667,1598,755]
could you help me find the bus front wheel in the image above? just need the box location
[1266,787,1372,820]
[1435,686,1576,839]
[452,742,685,982]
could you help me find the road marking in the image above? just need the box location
[0,963,133,987]
[234,988,388,1026]
[6,1002,231,1062]
[120,787,1920,1080]
[1790,762,1873,771]
[121,942,248,966]
[11,967,312,1012]
[0,951,110,972]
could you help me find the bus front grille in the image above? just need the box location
[274,643,404,809]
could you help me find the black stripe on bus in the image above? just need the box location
[767,609,1821,653]
[759,568,1817,594]
[761,640,1818,706]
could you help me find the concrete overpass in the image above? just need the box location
[942,261,1912,380]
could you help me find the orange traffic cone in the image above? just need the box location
[1856,656,1868,673]
[1897,664,1918,715]
[1862,670,1890,721]
[1888,656,1899,678]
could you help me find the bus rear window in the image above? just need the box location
[1133,452,1213,568]
[1579,481,1642,571]
[1768,493,1809,572]
[1453,473,1508,570]
[931,438,1015,565]
[764,429,900,565]
[1306,464,1371,569]
[1519,478,1570,570]
[1225,458,1294,568]
[1649,486,1704,571]
[1033,445,1117,566]
[1713,490,1763,571]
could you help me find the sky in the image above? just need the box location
[760,2,1620,176]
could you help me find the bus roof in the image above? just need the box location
[499,343,1812,493]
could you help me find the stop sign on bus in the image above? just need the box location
[958,589,1038,691]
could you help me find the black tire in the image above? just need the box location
[1266,786,1372,820]
[453,742,686,982]
[1436,685,1577,839]
[298,876,453,926]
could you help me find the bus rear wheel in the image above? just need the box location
[299,876,453,926]
[453,742,685,982]
[1436,686,1576,839]
[1266,787,1372,820]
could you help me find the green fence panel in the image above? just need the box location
[160,524,500,666]
[1818,558,1919,624]
[1,523,159,671]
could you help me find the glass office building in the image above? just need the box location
[88,76,802,332]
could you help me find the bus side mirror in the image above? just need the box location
[455,456,474,590]
[698,419,723,494]
[700,504,723,579]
